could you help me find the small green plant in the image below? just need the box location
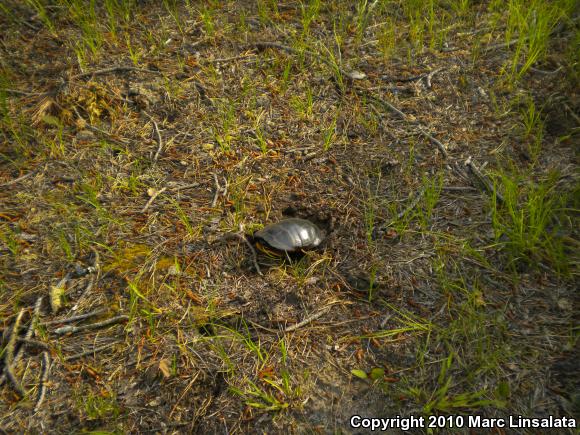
[199,6,215,36]
[377,19,396,59]
[290,86,314,120]
[412,353,505,414]
[163,0,183,34]
[253,110,268,154]
[0,224,19,256]
[321,117,337,151]
[417,173,443,230]
[491,171,571,273]
[125,34,142,66]
[24,0,56,35]
[353,0,378,45]
[498,0,570,81]
[518,96,544,161]
[80,389,121,420]
[67,0,103,56]
[300,0,321,38]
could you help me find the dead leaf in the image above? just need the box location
[158,359,172,378]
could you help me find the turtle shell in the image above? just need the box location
[253,218,323,253]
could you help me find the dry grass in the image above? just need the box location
[0,1,578,433]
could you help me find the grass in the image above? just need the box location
[0,0,578,433]
[490,170,574,274]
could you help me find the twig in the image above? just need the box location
[218,232,263,276]
[2,309,26,397]
[464,156,504,204]
[71,66,162,80]
[64,342,118,361]
[54,315,129,336]
[563,103,580,125]
[207,52,255,63]
[395,189,425,221]
[364,92,407,119]
[143,112,164,162]
[211,173,221,207]
[34,352,50,412]
[381,73,426,83]
[141,187,167,213]
[426,68,444,88]
[417,128,449,159]
[24,297,43,341]
[0,88,43,96]
[0,168,39,187]
[238,232,262,276]
[42,307,108,326]
[284,306,331,333]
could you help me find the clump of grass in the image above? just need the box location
[24,0,57,35]
[490,170,572,274]
[492,0,573,81]
[517,96,545,162]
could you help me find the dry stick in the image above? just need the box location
[2,309,26,397]
[426,67,444,88]
[464,156,505,204]
[42,307,108,326]
[0,168,38,187]
[284,306,332,333]
[218,232,263,276]
[54,315,129,336]
[64,342,118,361]
[208,52,255,63]
[211,173,221,207]
[71,66,162,80]
[0,88,43,96]
[417,128,449,159]
[16,338,49,350]
[0,297,42,387]
[34,352,50,412]
[143,111,164,162]
[237,233,262,276]
[141,187,167,213]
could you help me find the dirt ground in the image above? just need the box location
[0,1,578,434]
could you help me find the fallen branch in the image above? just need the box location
[54,315,129,336]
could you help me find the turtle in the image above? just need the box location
[252,218,324,256]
